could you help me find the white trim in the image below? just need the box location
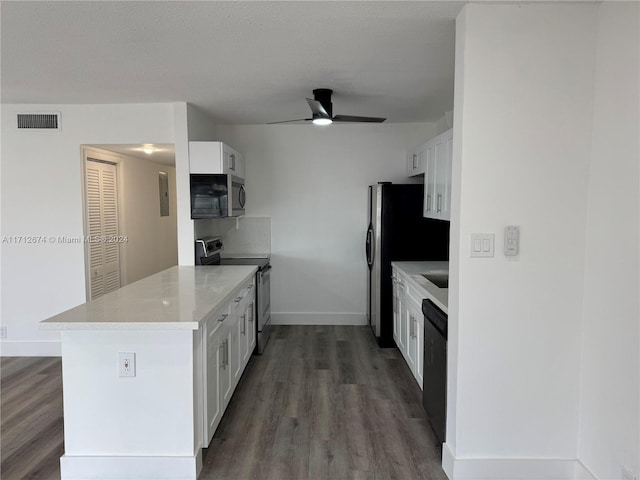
[442,444,597,480]
[60,451,202,480]
[271,312,367,326]
[574,461,598,480]
[0,341,61,357]
[81,146,127,299]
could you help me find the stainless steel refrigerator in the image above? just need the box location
[365,183,449,347]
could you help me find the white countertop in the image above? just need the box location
[392,261,449,313]
[40,265,257,330]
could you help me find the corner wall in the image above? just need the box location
[0,103,176,356]
[578,3,640,478]
[447,3,599,475]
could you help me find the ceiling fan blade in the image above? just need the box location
[306,98,330,118]
[332,115,386,123]
[267,118,312,124]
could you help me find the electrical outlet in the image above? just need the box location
[622,466,637,480]
[0,326,7,339]
[118,352,136,377]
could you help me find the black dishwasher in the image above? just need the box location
[422,299,448,445]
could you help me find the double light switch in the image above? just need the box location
[470,226,520,258]
[471,233,494,257]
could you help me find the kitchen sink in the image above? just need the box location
[421,273,449,289]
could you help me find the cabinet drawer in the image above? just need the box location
[206,306,230,343]
[231,281,255,311]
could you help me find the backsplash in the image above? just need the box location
[195,217,271,255]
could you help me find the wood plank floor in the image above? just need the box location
[0,326,446,480]
[201,325,446,480]
[1,356,64,480]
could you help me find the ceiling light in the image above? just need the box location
[142,145,155,154]
[312,117,332,126]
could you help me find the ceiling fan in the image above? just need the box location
[270,89,386,125]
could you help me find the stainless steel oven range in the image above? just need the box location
[195,237,272,354]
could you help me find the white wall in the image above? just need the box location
[0,103,176,355]
[217,123,434,324]
[86,149,178,286]
[578,3,639,479]
[447,2,601,475]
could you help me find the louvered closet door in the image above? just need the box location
[86,160,121,299]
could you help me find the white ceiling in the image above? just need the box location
[0,1,463,125]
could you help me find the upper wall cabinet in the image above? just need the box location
[407,141,429,177]
[189,141,245,179]
[423,128,453,221]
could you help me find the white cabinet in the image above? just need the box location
[392,266,426,390]
[189,141,245,179]
[219,324,233,410]
[241,295,257,365]
[392,273,401,343]
[204,308,230,445]
[407,141,430,177]
[423,128,453,221]
[202,277,255,447]
[405,298,424,387]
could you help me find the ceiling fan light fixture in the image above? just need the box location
[312,117,332,126]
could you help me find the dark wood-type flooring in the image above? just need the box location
[1,356,64,480]
[1,326,446,480]
[201,326,446,480]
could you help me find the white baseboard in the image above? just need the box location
[0,341,61,357]
[442,443,597,480]
[271,312,367,326]
[60,451,202,479]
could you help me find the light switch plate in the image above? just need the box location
[471,233,494,257]
[504,225,520,256]
[119,352,136,377]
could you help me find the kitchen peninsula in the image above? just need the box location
[40,265,258,480]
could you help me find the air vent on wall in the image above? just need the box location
[17,113,60,130]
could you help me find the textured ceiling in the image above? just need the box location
[1,1,464,124]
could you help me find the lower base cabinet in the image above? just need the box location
[203,278,256,446]
[392,267,425,390]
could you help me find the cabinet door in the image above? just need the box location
[392,274,400,343]
[205,327,223,445]
[432,134,446,220]
[415,316,424,391]
[246,298,257,358]
[440,129,453,221]
[397,279,407,355]
[406,152,413,177]
[406,307,417,374]
[424,139,436,217]
[235,152,245,179]
[220,327,233,410]
[433,129,453,221]
[224,145,244,179]
[189,142,224,174]
[240,303,251,367]
[229,310,242,389]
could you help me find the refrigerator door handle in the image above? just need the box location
[366,226,374,267]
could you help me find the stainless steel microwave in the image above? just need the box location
[190,174,246,218]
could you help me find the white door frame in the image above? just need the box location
[80,146,126,301]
